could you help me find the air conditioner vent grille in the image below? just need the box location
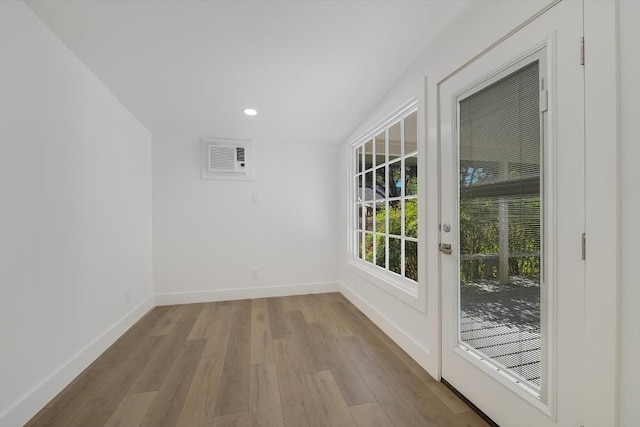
[201,138,252,181]
[208,145,237,172]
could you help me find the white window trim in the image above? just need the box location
[347,97,426,312]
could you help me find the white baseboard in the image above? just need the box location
[338,282,436,379]
[0,296,154,427]
[154,281,341,305]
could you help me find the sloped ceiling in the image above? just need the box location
[26,0,466,144]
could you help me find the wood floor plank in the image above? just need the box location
[266,297,293,341]
[296,294,325,323]
[150,305,187,336]
[25,368,108,427]
[426,381,473,415]
[370,346,433,401]
[318,301,352,338]
[92,306,167,370]
[305,370,357,427]
[339,336,437,427]
[251,307,274,365]
[340,295,437,392]
[249,362,285,427]
[214,299,252,416]
[252,298,268,310]
[202,302,235,358]
[364,321,436,386]
[104,391,156,427]
[315,292,348,303]
[287,310,328,373]
[273,338,320,427]
[312,322,374,406]
[456,410,492,427]
[187,302,218,340]
[176,356,225,427]
[58,334,167,427]
[370,347,460,426]
[139,339,207,427]
[281,295,300,312]
[350,402,394,427]
[330,301,386,352]
[130,304,203,393]
[376,348,467,427]
[212,412,250,427]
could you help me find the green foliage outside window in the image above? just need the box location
[363,199,418,282]
[459,196,541,283]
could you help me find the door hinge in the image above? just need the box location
[540,89,548,112]
[582,233,586,260]
[580,37,585,65]
[539,77,548,112]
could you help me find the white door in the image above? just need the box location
[439,1,584,426]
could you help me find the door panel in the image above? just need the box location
[439,2,584,426]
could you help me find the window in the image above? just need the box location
[351,102,419,288]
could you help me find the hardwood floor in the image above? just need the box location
[26,293,489,427]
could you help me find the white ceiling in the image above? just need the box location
[26,0,466,145]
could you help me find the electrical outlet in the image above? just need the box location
[124,289,131,302]
[252,269,259,279]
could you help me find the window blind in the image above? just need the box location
[458,60,543,390]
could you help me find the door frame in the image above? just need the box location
[582,2,619,426]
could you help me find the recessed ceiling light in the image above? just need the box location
[243,108,258,116]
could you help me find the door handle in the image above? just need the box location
[439,243,452,255]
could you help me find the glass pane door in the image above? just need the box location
[457,59,543,395]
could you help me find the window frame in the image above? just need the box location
[347,97,424,310]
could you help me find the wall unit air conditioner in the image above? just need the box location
[201,138,253,181]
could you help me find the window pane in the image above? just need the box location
[364,171,374,203]
[375,166,386,200]
[388,200,401,236]
[376,202,387,233]
[404,111,418,154]
[404,240,418,281]
[404,198,418,238]
[405,156,418,196]
[388,237,402,275]
[375,131,386,167]
[356,202,364,230]
[364,139,373,170]
[389,160,402,198]
[389,121,401,162]
[357,231,364,259]
[376,234,386,268]
[365,205,373,232]
[355,175,362,200]
[357,145,363,174]
[364,233,374,263]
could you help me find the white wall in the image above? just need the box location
[339,0,554,377]
[153,135,339,303]
[618,1,640,425]
[0,2,153,426]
